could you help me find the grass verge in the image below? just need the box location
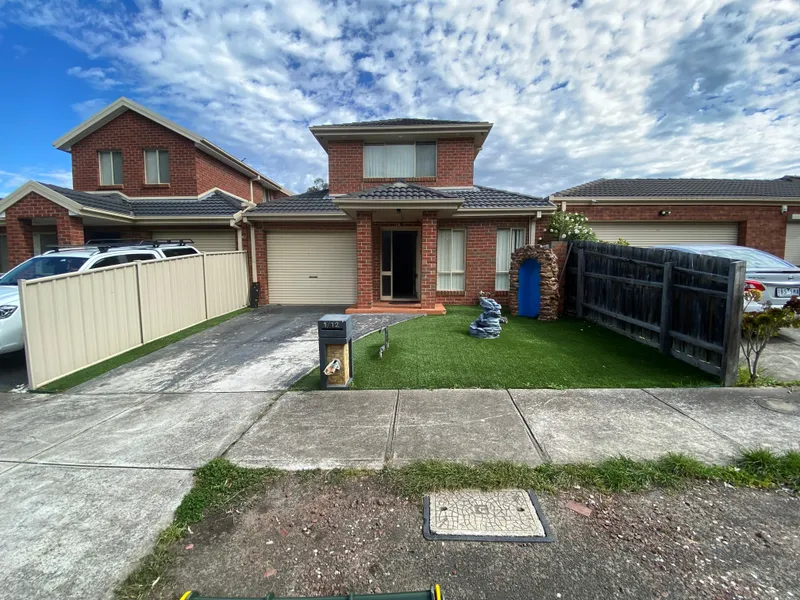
[382,449,800,498]
[37,308,249,393]
[116,459,282,600]
[293,306,716,390]
[117,450,799,599]
[736,366,800,388]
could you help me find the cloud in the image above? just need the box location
[71,98,110,119]
[67,66,120,89]
[3,0,800,196]
[0,169,73,197]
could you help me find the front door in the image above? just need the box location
[380,230,419,300]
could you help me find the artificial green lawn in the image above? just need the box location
[294,306,716,390]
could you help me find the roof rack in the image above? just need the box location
[46,238,195,254]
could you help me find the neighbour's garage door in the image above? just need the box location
[786,222,800,266]
[267,231,356,305]
[158,229,236,253]
[589,221,739,247]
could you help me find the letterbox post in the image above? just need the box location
[318,314,354,390]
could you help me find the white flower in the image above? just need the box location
[561,233,567,239]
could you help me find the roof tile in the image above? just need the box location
[553,178,800,198]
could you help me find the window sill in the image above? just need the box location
[98,185,124,190]
[143,183,171,188]
[437,290,466,296]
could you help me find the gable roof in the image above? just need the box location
[52,97,292,195]
[553,177,800,198]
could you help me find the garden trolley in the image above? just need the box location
[179,586,443,600]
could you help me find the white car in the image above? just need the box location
[0,240,199,354]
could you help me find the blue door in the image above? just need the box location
[518,259,541,317]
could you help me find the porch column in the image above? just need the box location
[6,217,33,268]
[420,211,438,309]
[56,214,85,246]
[356,211,373,309]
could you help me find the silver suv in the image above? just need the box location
[0,240,200,354]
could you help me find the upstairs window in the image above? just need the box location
[145,149,170,184]
[364,142,436,178]
[98,151,123,186]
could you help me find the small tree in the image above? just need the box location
[740,293,800,383]
[547,211,597,241]
[306,177,328,192]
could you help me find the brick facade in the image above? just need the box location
[536,204,798,259]
[195,151,254,200]
[356,212,373,308]
[327,138,476,195]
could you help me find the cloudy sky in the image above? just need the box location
[1,0,798,197]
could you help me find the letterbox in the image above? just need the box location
[318,314,354,389]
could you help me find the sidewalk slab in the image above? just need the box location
[227,391,397,470]
[0,463,191,599]
[510,389,739,464]
[645,388,800,453]
[392,390,541,466]
[0,393,152,463]
[34,392,277,469]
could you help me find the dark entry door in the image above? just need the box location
[392,231,417,299]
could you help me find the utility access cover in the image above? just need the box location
[423,489,553,543]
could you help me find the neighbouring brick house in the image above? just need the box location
[0,97,290,272]
[242,118,556,311]
[547,178,800,265]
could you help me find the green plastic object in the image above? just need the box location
[181,587,442,600]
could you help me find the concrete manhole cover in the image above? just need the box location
[423,489,553,542]
[756,397,800,416]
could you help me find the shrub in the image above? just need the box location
[547,211,597,241]
[740,294,800,383]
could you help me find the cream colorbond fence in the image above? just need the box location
[20,251,249,389]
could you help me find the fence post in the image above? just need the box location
[201,253,209,320]
[575,248,585,318]
[659,262,674,355]
[720,260,746,387]
[18,280,37,390]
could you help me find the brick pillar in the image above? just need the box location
[420,211,438,309]
[6,217,33,268]
[243,223,268,305]
[56,214,85,246]
[356,211,373,308]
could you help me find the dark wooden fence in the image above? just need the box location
[564,241,745,386]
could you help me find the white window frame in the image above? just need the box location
[364,142,437,179]
[144,149,170,184]
[495,228,526,291]
[98,150,123,186]
[436,228,466,292]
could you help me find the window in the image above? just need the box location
[364,142,437,178]
[99,151,123,186]
[123,252,158,262]
[91,256,123,269]
[495,228,526,291]
[33,232,59,255]
[161,247,199,257]
[0,256,87,285]
[144,149,170,184]
[261,187,269,202]
[437,229,466,291]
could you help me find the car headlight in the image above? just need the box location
[0,305,18,319]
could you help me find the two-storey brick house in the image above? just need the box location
[243,118,556,311]
[0,97,290,272]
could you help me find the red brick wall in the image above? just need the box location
[542,204,798,259]
[195,151,253,200]
[356,212,373,308]
[327,138,476,195]
[71,110,198,196]
[5,192,83,267]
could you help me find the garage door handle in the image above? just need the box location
[309,275,318,279]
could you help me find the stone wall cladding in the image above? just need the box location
[537,204,799,259]
[327,137,475,195]
[71,110,198,196]
[509,245,560,320]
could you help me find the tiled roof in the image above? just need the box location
[129,191,244,216]
[553,178,800,198]
[250,188,341,213]
[457,185,552,209]
[41,184,245,217]
[316,118,484,128]
[344,181,459,199]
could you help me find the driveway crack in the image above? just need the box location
[506,389,551,463]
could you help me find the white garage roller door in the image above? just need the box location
[785,222,800,266]
[158,229,236,253]
[589,221,739,247]
[267,231,357,305]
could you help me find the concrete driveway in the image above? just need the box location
[0,307,413,599]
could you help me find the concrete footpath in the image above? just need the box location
[227,387,800,469]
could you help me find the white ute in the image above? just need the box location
[0,240,199,354]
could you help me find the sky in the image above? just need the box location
[0,0,798,198]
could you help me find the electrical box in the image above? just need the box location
[318,314,354,389]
